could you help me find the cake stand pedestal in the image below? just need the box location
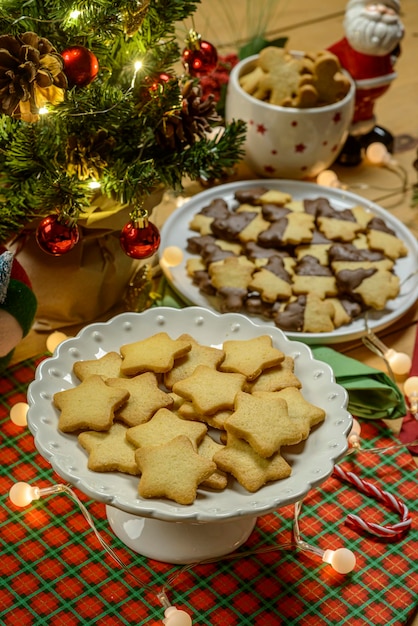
[106,505,257,564]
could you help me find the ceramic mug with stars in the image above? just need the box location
[225,53,355,180]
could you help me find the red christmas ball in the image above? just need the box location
[120,219,160,259]
[36,215,80,256]
[62,45,99,87]
[182,40,218,77]
[139,72,171,102]
[149,72,171,92]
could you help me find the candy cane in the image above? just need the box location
[332,464,412,540]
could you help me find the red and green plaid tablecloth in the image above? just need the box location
[1,356,417,626]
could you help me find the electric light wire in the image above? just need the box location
[9,435,417,614]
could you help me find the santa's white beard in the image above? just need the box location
[344,8,404,55]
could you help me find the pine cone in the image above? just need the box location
[0,31,67,122]
[66,130,116,180]
[156,79,222,150]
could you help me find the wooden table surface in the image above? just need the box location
[8,2,418,624]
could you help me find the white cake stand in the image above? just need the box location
[27,308,351,564]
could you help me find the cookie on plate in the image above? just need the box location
[73,352,123,381]
[213,433,292,493]
[78,422,139,475]
[107,372,174,427]
[54,375,129,433]
[164,334,225,390]
[246,355,301,393]
[172,365,246,415]
[219,335,285,381]
[224,391,305,457]
[126,407,207,449]
[120,332,192,376]
[135,435,216,505]
[197,435,228,491]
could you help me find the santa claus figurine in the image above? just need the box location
[0,248,37,372]
[328,0,404,164]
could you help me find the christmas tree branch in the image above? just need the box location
[0,0,247,244]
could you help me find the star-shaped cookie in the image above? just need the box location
[78,422,139,475]
[219,335,284,381]
[172,365,246,415]
[120,332,192,376]
[178,402,230,430]
[214,434,291,493]
[126,407,207,449]
[164,334,225,390]
[135,435,216,505]
[224,391,304,458]
[272,386,326,433]
[197,435,228,491]
[246,356,301,393]
[54,375,129,433]
[106,372,173,427]
[73,351,123,381]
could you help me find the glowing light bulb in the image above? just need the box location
[130,60,143,87]
[366,142,396,166]
[362,331,411,377]
[322,548,356,574]
[9,482,65,507]
[404,376,418,414]
[316,170,345,189]
[348,418,361,448]
[88,180,101,190]
[384,349,412,377]
[161,246,183,267]
[10,402,29,427]
[163,606,193,626]
[39,106,49,115]
[70,10,81,19]
[9,482,40,507]
[46,331,68,353]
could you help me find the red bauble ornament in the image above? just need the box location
[139,72,171,102]
[120,212,160,259]
[62,45,99,87]
[36,215,80,256]
[149,72,171,92]
[182,33,218,77]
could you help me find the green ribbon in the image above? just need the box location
[311,345,407,420]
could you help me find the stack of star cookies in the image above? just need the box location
[53,332,325,504]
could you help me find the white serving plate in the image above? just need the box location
[159,180,418,344]
[27,308,351,562]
